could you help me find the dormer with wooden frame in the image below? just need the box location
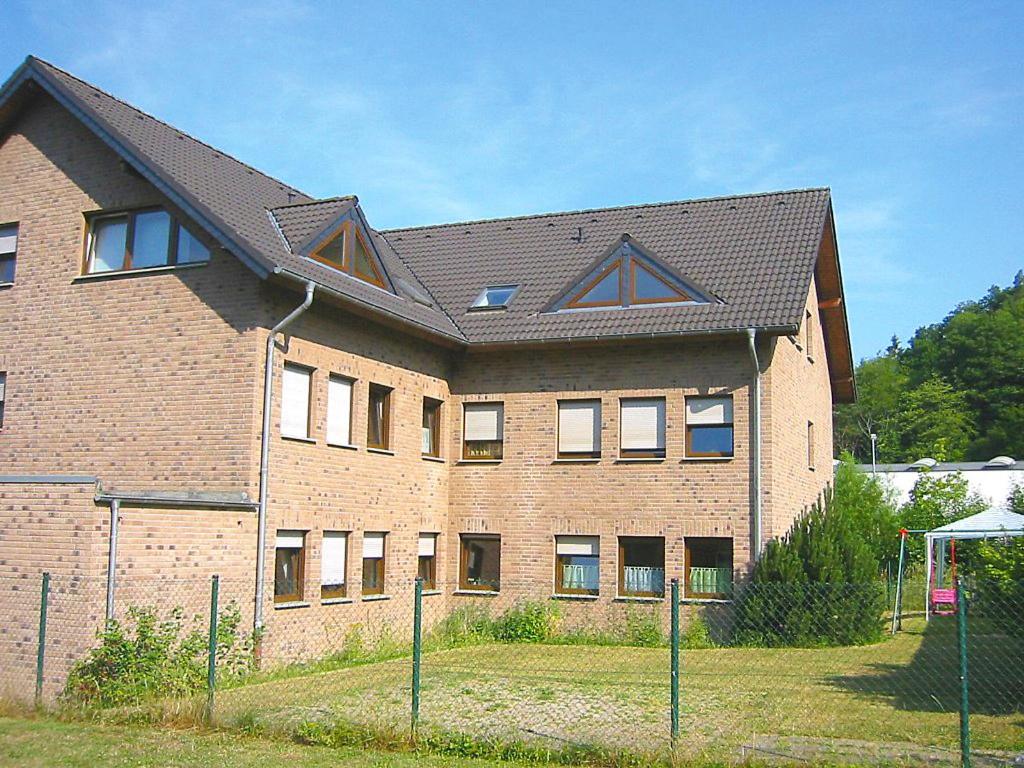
[295,205,394,293]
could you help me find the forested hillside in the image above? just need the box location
[834,272,1024,462]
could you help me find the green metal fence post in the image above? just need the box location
[35,571,50,707]
[411,577,423,739]
[956,576,971,768]
[205,574,220,723]
[670,578,680,747]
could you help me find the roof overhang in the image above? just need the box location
[814,202,857,403]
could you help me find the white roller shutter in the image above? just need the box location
[276,530,304,549]
[418,534,437,557]
[556,536,599,556]
[686,397,732,425]
[620,399,665,451]
[363,532,385,559]
[0,226,16,255]
[281,364,311,439]
[326,376,353,444]
[464,403,503,441]
[321,532,347,585]
[558,400,600,454]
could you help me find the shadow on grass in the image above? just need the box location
[829,613,1024,717]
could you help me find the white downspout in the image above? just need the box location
[254,281,315,630]
[746,329,763,561]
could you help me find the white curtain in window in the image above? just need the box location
[418,534,437,557]
[686,397,732,425]
[321,532,347,585]
[620,399,665,450]
[558,401,600,453]
[556,536,599,556]
[464,403,503,441]
[363,532,385,559]
[276,530,304,549]
[326,376,353,444]
[281,365,311,438]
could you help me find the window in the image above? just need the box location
[362,532,386,595]
[352,230,386,288]
[418,533,438,590]
[805,309,814,361]
[618,536,665,598]
[326,375,354,446]
[367,384,392,450]
[320,531,348,600]
[0,372,6,428]
[808,421,815,470]
[685,396,734,458]
[281,364,312,440]
[619,398,666,458]
[85,208,210,273]
[555,536,600,596]
[308,223,387,290]
[557,400,601,459]
[274,530,306,604]
[462,402,503,460]
[422,398,442,457]
[311,228,346,270]
[568,260,622,308]
[685,537,733,599]
[459,534,501,591]
[471,285,519,310]
[630,259,692,304]
[0,224,17,284]
[557,246,701,312]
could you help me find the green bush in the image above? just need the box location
[64,603,252,707]
[622,606,664,647]
[734,487,886,647]
[681,616,716,649]
[492,601,561,642]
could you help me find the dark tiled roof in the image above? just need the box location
[270,197,356,252]
[383,189,831,344]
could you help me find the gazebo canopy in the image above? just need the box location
[924,507,1024,541]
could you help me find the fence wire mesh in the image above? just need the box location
[2,573,1021,767]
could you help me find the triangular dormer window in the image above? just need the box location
[302,211,391,292]
[550,235,710,312]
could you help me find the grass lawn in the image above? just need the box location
[215,616,1023,764]
[0,716,537,768]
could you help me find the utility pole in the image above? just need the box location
[870,433,878,475]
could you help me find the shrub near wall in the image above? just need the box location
[734,487,885,647]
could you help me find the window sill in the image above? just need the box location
[613,596,665,603]
[320,597,353,605]
[73,262,208,282]
[456,459,502,465]
[422,589,442,596]
[0,282,12,289]
[282,434,316,444]
[454,589,500,596]
[681,597,734,605]
[361,594,391,602]
[421,455,446,464]
[681,456,734,462]
[273,600,311,610]
[552,458,601,464]
[551,593,600,601]
[327,441,358,451]
[615,457,666,463]
[367,447,395,456]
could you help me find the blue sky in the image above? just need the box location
[2,1,1021,360]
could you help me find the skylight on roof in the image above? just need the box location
[471,285,519,310]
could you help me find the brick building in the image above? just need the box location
[0,57,854,694]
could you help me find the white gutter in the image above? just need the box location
[254,282,315,630]
[746,329,763,560]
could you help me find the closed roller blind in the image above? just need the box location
[276,530,304,549]
[363,532,385,559]
[418,534,437,557]
[686,397,732,425]
[281,364,311,438]
[0,226,16,255]
[620,399,665,450]
[556,535,599,556]
[464,403,503,441]
[321,532,347,584]
[558,400,600,453]
[327,376,353,444]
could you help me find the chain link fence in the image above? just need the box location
[2,572,1021,766]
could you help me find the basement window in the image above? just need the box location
[320,531,348,600]
[618,536,665,598]
[460,534,501,591]
[418,533,438,590]
[274,530,306,604]
[85,208,210,273]
[470,285,519,310]
[685,537,733,599]
[362,532,387,596]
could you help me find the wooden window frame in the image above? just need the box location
[684,537,733,599]
[554,536,600,597]
[274,533,306,604]
[309,221,387,290]
[459,534,501,592]
[629,259,692,305]
[309,226,347,271]
[619,397,667,459]
[422,397,443,457]
[84,207,208,274]
[418,533,438,591]
[566,259,623,309]
[367,383,393,450]
[462,402,504,461]
[320,531,349,600]
[684,396,734,459]
[361,533,387,596]
[556,399,601,460]
[618,536,665,598]
[351,228,387,289]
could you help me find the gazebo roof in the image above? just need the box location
[925,507,1024,540]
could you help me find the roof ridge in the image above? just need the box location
[28,56,311,201]
[270,195,357,212]
[382,187,831,234]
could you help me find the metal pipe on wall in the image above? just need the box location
[746,329,763,560]
[105,498,119,621]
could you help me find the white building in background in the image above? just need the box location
[854,456,1023,508]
